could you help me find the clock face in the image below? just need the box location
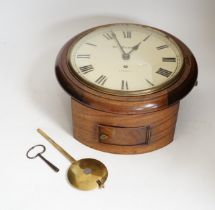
[68,23,184,95]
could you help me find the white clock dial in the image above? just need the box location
[68,23,184,95]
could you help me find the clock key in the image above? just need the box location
[26,144,59,172]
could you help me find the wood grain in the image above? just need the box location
[55,23,197,114]
[55,23,198,154]
[72,99,179,154]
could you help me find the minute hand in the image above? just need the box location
[111,31,128,59]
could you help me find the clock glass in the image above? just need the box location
[68,23,184,95]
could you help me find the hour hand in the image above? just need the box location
[127,41,142,55]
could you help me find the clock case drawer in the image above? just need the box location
[98,124,151,146]
[72,99,179,154]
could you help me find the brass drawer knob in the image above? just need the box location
[100,134,108,141]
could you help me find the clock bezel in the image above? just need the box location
[55,23,198,114]
[66,24,185,96]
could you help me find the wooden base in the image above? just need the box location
[72,99,179,154]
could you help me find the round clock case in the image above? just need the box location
[55,23,198,154]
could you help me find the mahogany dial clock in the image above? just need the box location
[56,23,198,154]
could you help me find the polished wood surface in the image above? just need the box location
[55,24,197,115]
[98,124,150,146]
[55,23,198,154]
[72,99,179,154]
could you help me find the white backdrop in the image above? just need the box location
[0,0,215,210]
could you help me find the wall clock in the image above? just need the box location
[55,23,198,154]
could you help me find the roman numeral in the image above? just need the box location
[85,43,97,47]
[79,65,94,74]
[156,68,172,77]
[123,31,131,38]
[77,54,90,59]
[95,75,108,85]
[121,80,129,90]
[156,45,168,50]
[145,79,154,86]
[143,34,151,41]
[103,33,113,40]
[162,57,176,62]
